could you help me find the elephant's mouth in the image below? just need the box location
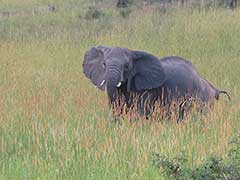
[100,79,122,88]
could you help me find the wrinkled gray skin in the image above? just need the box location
[83,46,230,121]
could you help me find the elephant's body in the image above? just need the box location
[115,56,219,116]
[160,56,216,102]
[82,46,230,121]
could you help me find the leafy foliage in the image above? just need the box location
[116,0,133,8]
[85,6,105,20]
[153,134,240,179]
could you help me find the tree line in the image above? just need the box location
[117,0,237,10]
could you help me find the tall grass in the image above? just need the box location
[0,1,240,179]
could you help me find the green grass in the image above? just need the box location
[0,1,240,179]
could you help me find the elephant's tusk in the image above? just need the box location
[100,80,106,86]
[117,82,122,87]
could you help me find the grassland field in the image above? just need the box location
[0,0,240,179]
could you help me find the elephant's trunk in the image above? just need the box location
[106,68,121,105]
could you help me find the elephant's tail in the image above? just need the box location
[215,90,231,102]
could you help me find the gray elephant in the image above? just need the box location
[82,46,230,121]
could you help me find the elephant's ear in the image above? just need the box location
[128,51,165,91]
[82,46,108,90]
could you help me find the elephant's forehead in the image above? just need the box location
[106,47,126,57]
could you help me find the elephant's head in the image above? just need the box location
[83,46,165,103]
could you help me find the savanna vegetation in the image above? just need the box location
[0,0,240,179]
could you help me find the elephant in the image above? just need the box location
[82,46,230,121]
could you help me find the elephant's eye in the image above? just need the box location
[124,64,129,71]
[102,62,106,68]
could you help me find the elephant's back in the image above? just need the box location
[160,56,217,101]
[160,56,199,82]
[160,56,207,99]
[159,56,194,67]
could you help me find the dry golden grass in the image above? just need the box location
[0,3,240,179]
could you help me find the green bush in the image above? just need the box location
[153,134,240,180]
[85,6,105,20]
[119,7,132,18]
[116,0,134,8]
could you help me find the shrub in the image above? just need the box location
[153,134,240,180]
[85,6,104,20]
[153,153,190,179]
[119,7,132,18]
[116,0,133,8]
